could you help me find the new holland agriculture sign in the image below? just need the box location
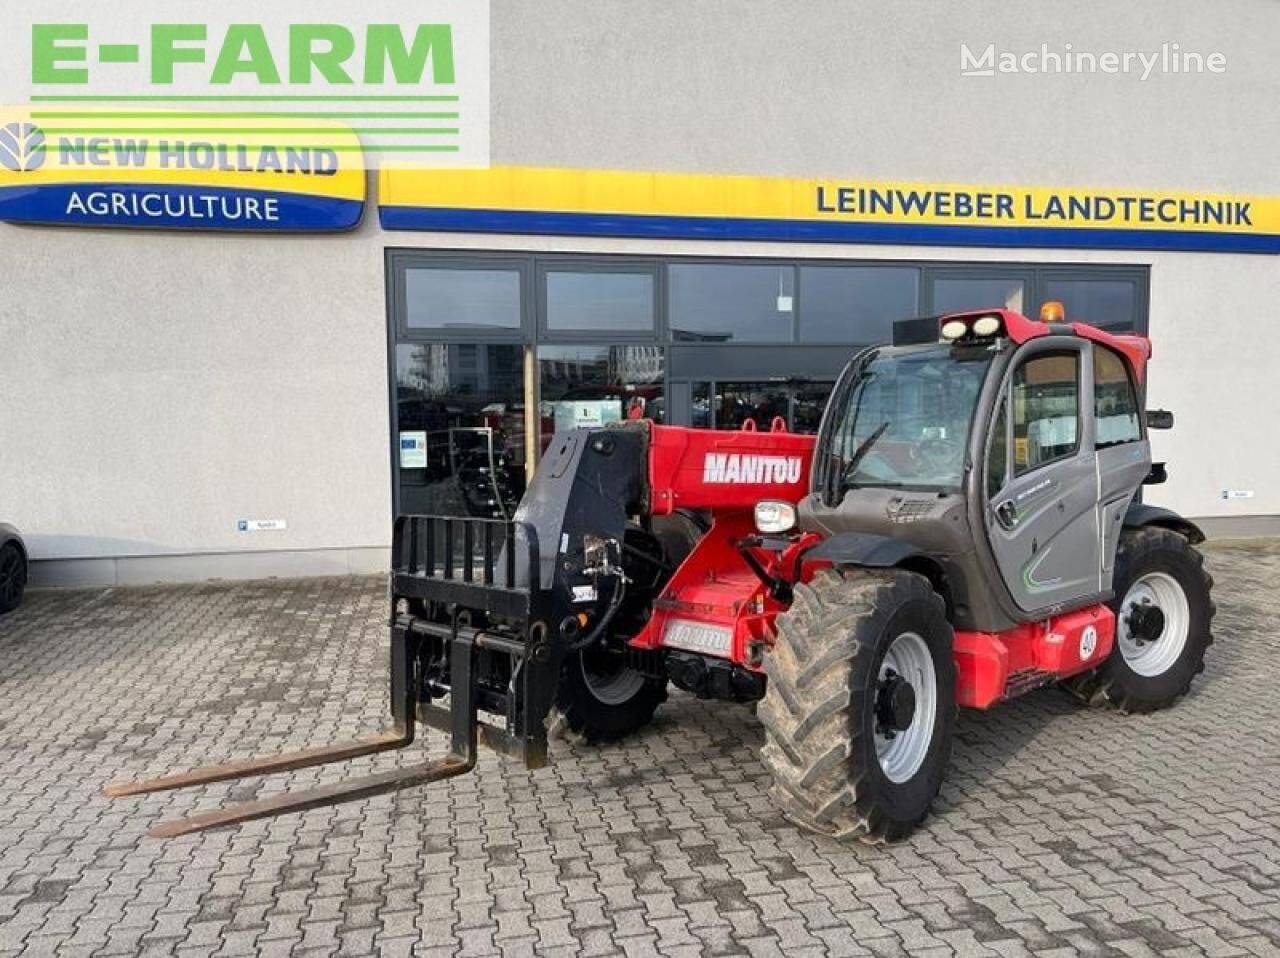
[380,167,1280,254]
[0,1,488,232]
[0,112,365,230]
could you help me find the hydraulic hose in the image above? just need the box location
[566,573,628,653]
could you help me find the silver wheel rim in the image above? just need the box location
[875,631,937,784]
[1118,572,1191,677]
[580,653,646,706]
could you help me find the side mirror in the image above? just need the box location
[1146,409,1174,430]
[1143,462,1169,485]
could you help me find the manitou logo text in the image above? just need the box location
[702,454,803,485]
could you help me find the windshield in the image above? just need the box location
[826,344,993,494]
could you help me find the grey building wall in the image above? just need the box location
[1,0,1277,585]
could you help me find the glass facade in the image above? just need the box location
[545,270,655,333]
[394,343,527,519]
[669,264,795,342]
[387,250,1149,516]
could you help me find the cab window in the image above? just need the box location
[1012,352,1080,476]
[987,397,1008,499]
[1094,345,1142,448]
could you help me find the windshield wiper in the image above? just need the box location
[842,420,891,482]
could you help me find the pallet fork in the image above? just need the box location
[105,516,556,838]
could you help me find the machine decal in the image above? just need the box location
[702,453,803,485]
[1079,625,1098,659]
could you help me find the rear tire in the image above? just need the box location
[759,568,955,843]
[1065,527,1214,713]
[549,647,667,744]
[0,542,26,614]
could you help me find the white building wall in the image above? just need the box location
[0,0,1276,583]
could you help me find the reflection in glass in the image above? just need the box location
[933,276,1026,314]
[395,344,526,519]
[405,268,522,330]
[669,264,795,342]
[546,271,654,332]
[799,266,919,343]
[715,382,790,432]
[1045,278,1137,332]
[538,345,665,446]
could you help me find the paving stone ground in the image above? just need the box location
[2,541,1279,957]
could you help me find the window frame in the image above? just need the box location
[535,257,661,342]
[924,265,1037,316]
[666,258,800,344]
[388,249,533,343]
[797,262,922,345]
[1038,267,1150,334]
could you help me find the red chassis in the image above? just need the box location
[629,420,1116,709]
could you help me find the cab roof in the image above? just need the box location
[897,309,1151,384]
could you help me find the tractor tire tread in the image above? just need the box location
[760,568,954,844]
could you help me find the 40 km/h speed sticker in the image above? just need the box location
[1080,625,1099,660]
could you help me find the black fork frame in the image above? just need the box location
[105,515,556,838]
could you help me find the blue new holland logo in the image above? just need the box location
[0,122,46,172]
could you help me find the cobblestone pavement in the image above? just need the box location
[2,541,1279,957]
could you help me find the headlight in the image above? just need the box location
[754,500,796,534]
[940,319,968,340]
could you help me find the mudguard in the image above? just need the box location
[1122,502,1205,544]
[804,532,926,567]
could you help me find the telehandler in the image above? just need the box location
[108,304,1213,842]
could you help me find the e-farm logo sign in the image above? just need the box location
[0,0,490,168]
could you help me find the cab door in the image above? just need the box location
[985,342,1102,614]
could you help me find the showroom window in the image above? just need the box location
[1044,272,1145,332]
[542,266,657,336]
[668,263,795,342]
[387,250,1149,518]
[537,344,665,440]
[799,265,919,343]
[403,265,524,332]
[394,343,527,520]
[930,271,1031,314]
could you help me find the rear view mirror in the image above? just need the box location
[1146,409,1174,430]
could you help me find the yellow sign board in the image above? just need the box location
[379,166,1279,253]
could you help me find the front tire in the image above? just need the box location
[1066,527,1214,713]
[759,568,955,843]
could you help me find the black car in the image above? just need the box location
[0,524,27,614]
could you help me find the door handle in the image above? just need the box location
[995,499,1019,530]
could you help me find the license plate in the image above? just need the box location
[662,618,733,658]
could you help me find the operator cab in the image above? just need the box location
[774,304,1154,634]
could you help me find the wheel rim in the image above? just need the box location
[1118,571,1190,677]
[580,650,646,706]
[874,631,937,784]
